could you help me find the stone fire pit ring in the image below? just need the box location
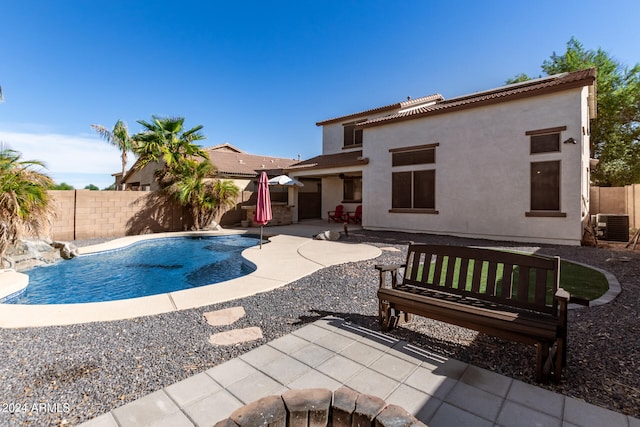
[214,387,426,427]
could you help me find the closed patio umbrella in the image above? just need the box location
[254,171,272,249]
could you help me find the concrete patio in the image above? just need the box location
[79,317,639,427]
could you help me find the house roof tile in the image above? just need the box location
[287,150,368,172]
[206,148,298,177]
[315,94,444,126]
[358,68,597,128]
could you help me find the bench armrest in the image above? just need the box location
[374,264,405,289]
[555,287,570,302]
[374,264,405,273]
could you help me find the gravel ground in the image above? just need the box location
[1,230,639,426]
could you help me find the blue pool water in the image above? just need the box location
[6,235,259,305]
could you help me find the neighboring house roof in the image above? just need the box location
[206,147,298,178]
[287,150,369,172]
[315,94,444,126]
[358,68,597,128]
[121,145,297,183]
[205,142,245,153]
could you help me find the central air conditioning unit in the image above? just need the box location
[593,214,629,242]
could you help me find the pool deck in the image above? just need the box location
[0,222,380,328]
[80,316,640,427]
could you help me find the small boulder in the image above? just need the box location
[60,242,79,259]
[314,230,341,241]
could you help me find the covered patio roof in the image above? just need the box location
[286,150,368,175]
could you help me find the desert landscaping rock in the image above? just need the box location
[204,306,246,326]
[0,229,639,426]
[208,327,264,346]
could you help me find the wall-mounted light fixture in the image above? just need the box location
[563,137,577,144]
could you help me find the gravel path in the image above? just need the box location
[1,230,638,426]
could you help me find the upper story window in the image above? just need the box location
[343,121,365,148]
[391,144,437,166]
[526,126,566,154]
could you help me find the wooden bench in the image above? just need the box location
[375,243,570,383]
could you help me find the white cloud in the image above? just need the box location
[0,130,135,188]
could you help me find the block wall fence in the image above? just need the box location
[47,190,187,241]
[47,190,256,241]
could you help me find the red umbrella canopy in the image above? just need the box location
[254,171,272,225]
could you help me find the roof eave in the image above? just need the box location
[285,158,369,172]
[360,72,597,129]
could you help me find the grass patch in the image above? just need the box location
[560,260,608,301]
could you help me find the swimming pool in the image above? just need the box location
[6,234,260,305]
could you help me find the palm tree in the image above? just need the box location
[210,179,241,225]
[90,120,133,190]
[0,148,55,264]
[133,115,239,229]
[133,116,207,169]
[158,158,239,229]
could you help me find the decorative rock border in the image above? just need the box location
[215,387,426,427]
[565,260,621,309]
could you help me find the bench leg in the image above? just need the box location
[554,337,565,383]
[379,301,392,332]
[536,341,550,383]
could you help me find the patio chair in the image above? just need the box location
[327,205,345,223]
[346,205,362,223]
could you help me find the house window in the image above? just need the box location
[392,172,412,208]
[343,122,364,148]
[528,160,566,217]
[391,170,436,212]
[392,147,435,166]
[343,176,362,202]
[389,143,438,213]
[526,126,566,154]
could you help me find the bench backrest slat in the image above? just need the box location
[432,253,445,285]
[401,244,559,315]
[535,268,548,306]
[470,260,483,293]
[458,258,470,291]
[517,266,531,301]
[501,264,514,299]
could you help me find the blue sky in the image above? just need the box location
[1,0,639,189]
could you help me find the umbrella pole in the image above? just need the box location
[260,225,263,249]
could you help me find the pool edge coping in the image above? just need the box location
[0,230,383,328]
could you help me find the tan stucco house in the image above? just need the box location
[121,143,298,225]
[289,68,597,245]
